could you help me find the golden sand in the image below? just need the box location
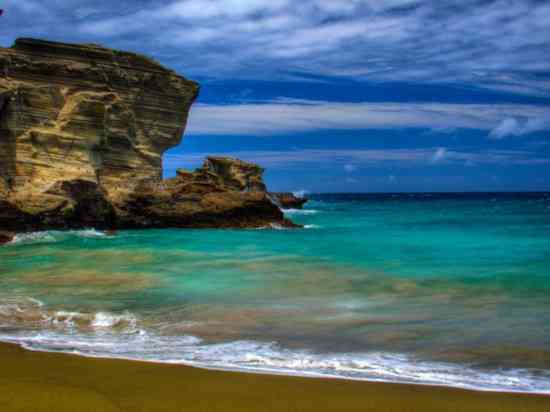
[1,343,549,412]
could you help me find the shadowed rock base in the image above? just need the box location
[0,230,14,245]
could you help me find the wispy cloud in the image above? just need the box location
[431,147,447,163]
[490,117,550,139]
[165,148,550,173]
[2,0,550,96]
[186,100,550,135]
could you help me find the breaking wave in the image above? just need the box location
[0,298,138,333]
[282,209,319,215]
[1,330,548,394]
[8,229,109,245]
[1,297,549,394]
[292,190,309,199]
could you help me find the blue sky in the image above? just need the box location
[1,0,550,192]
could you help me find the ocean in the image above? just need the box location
[1,192,549,393]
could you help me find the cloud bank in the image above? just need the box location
[2,0,550,96]
[165,148,550,172]
[185,100,550,135]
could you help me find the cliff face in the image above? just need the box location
[0,39,296,231]
[0,38,198,197]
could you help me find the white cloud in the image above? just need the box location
[431,147,447,163]
[490,117,550,139]
[164,0,290,19]
[490,118,521,139]
[186,100,550,135]
[165,148,550,173]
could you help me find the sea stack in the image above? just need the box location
[0,38,297,231]
[271,192,308,209]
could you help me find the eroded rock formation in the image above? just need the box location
[0,39,296,231]
[271,192,308,209]
[116,156,295,228]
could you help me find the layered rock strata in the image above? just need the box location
[0,39,296,231]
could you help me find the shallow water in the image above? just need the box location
[1,193,550,393]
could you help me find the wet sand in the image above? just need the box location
[1,343,549,412]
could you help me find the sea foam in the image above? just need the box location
[0,298,139,334]
[9,229,108,245]
[1,331,548,394]
[292,190,309,199]
[282,209,318,215]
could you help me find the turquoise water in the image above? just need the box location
[1,192,550,392]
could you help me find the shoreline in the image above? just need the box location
[5,338,550,397]
[1,342,549,412]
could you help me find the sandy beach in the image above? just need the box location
[1,342,549,412]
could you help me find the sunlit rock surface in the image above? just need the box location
[0,39,296,231]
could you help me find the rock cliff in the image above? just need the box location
[0,39,296,231]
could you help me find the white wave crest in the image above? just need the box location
[0,332,548,394]
[91,311,138,331]
[0,298,138,333]
[44,310,139,333]
[1,299,548,393]
[75,229,107,238]
[0,297,45,322]
[292,190,309,199]
[8,229,107,245]
[46,311,88,328]
[283,209,318,215]
[10,232,57,245]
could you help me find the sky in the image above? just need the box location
[1,0,550,192]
